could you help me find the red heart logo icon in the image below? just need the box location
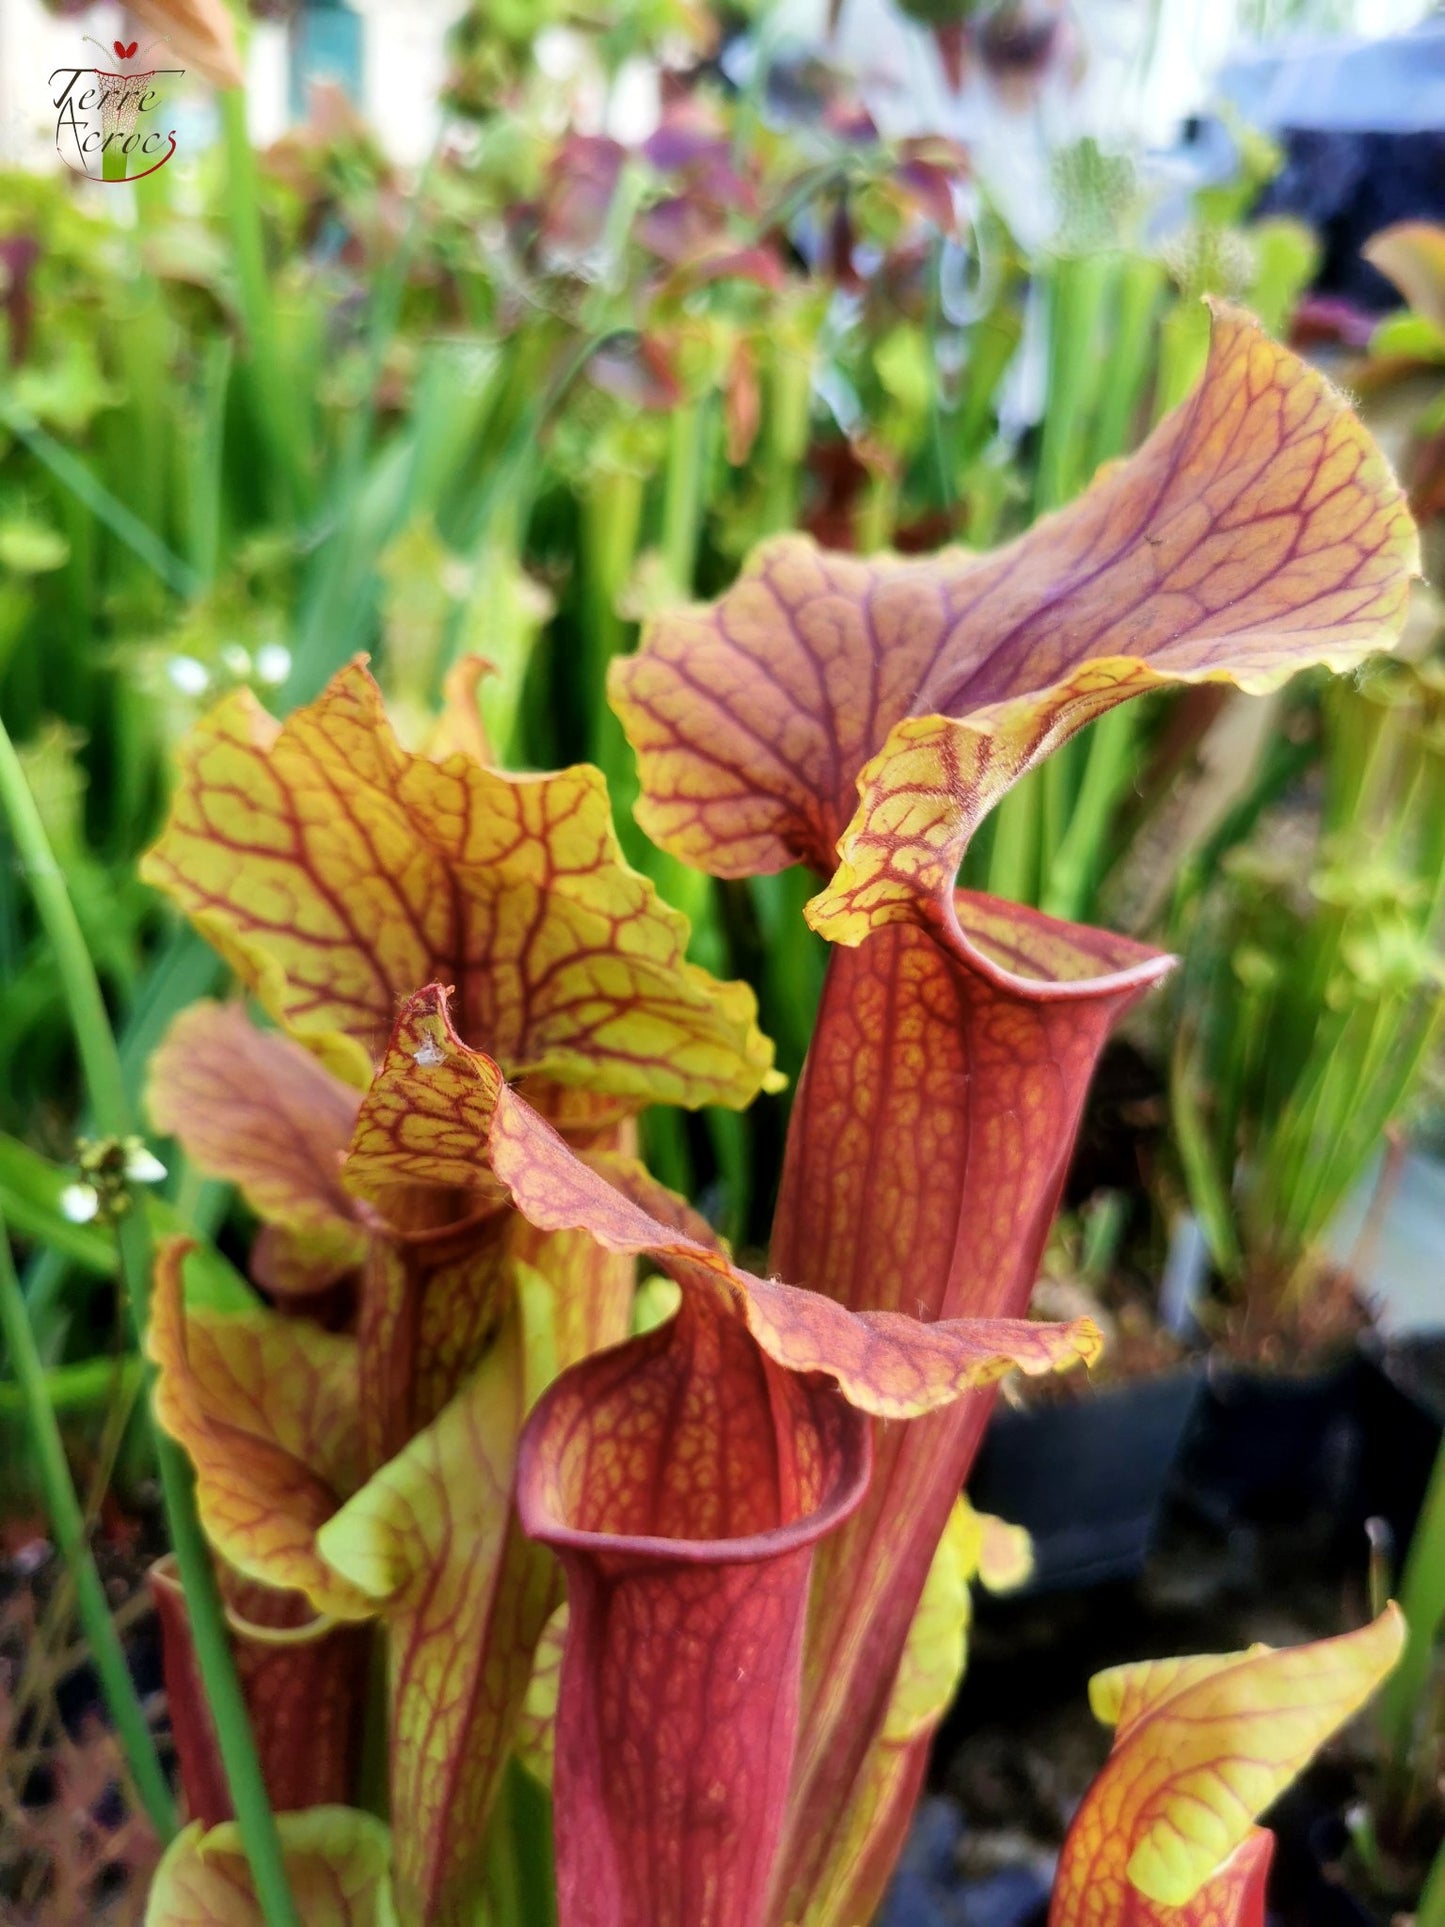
[114,39,139,59]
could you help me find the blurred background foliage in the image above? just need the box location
[2,1,1445,1917]
[0,0,1441,1385]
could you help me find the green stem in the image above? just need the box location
[286,130,446,705]
[640,1107,693,1203]
[1153,301,1211,421]
[183,336,233,587]
[0,1353,142,1422]
[987,769,1041,904]
[1378,1426,1445,1780]
[219,88,305,524]
[856,469,897,555]
[1033,251,1114,516]
[578,467,648,819]
[1041,706,1138,921]
[580,468,646,710]
[1254,1000,1354,1273]
[0,1212,175,1838]
[957,295,1022,472]
[1088,254,1166,470]
[1039,744,1075,886]
[25,931,225,1360]
[1170,1034,1244,1279]
[1166,731,1315,945]
[747,867,827,1079]
[662,401,708,595]
[706,1107,750,1252]
[507,1760,558,1927]
[1419,1837,1445,1927]
[484,1768,523,1927]
[0,404,201,601]
[925,237,955,516]
[986,255,1135,918]
[485,1760,557,1927]
[0,721,127,1130]
[0,1133,116,1274]
[759,339,812,536]
[0,713,301,1927]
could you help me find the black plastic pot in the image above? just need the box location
[967,1369,1204,1594]
[1356,1331,1445,1560]
[1175,1355,1363,1531]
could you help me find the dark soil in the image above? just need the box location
[1,1491,171,1927]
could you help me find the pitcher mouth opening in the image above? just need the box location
[516,1322,874,1569]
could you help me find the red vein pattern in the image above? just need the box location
[150,1557,369,1827]
[345,1107,634,1472]
[148,1241,371,1620]
[515,1290,872,1927]
[611,305,1418,889]
[810,1732,933,1927]
[356,1214,511,1469]
[317,1319,556,1924]
[1050,1609,1405,1926]
[346,991,1102,1927]
[607,303,1419,1920]
[149,1234,568,1926]
[349,987,1103,1420]
[1058,1831,1274,1927]
[146,1810,394,1925]
[769,902,1168,1918]
[147,1001,368,1295]
[805,1493,989,1927]
[140,658,775,1110]
[146,993,630,1474]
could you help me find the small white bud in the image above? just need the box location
[255,643,291,686]
[166,656,210,697]
[60,1183,100,1224]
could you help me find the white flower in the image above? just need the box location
[167,655,210,697]
[255,643,291,686]
[60,1183,100,1224]
[125,1147,167,1186]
